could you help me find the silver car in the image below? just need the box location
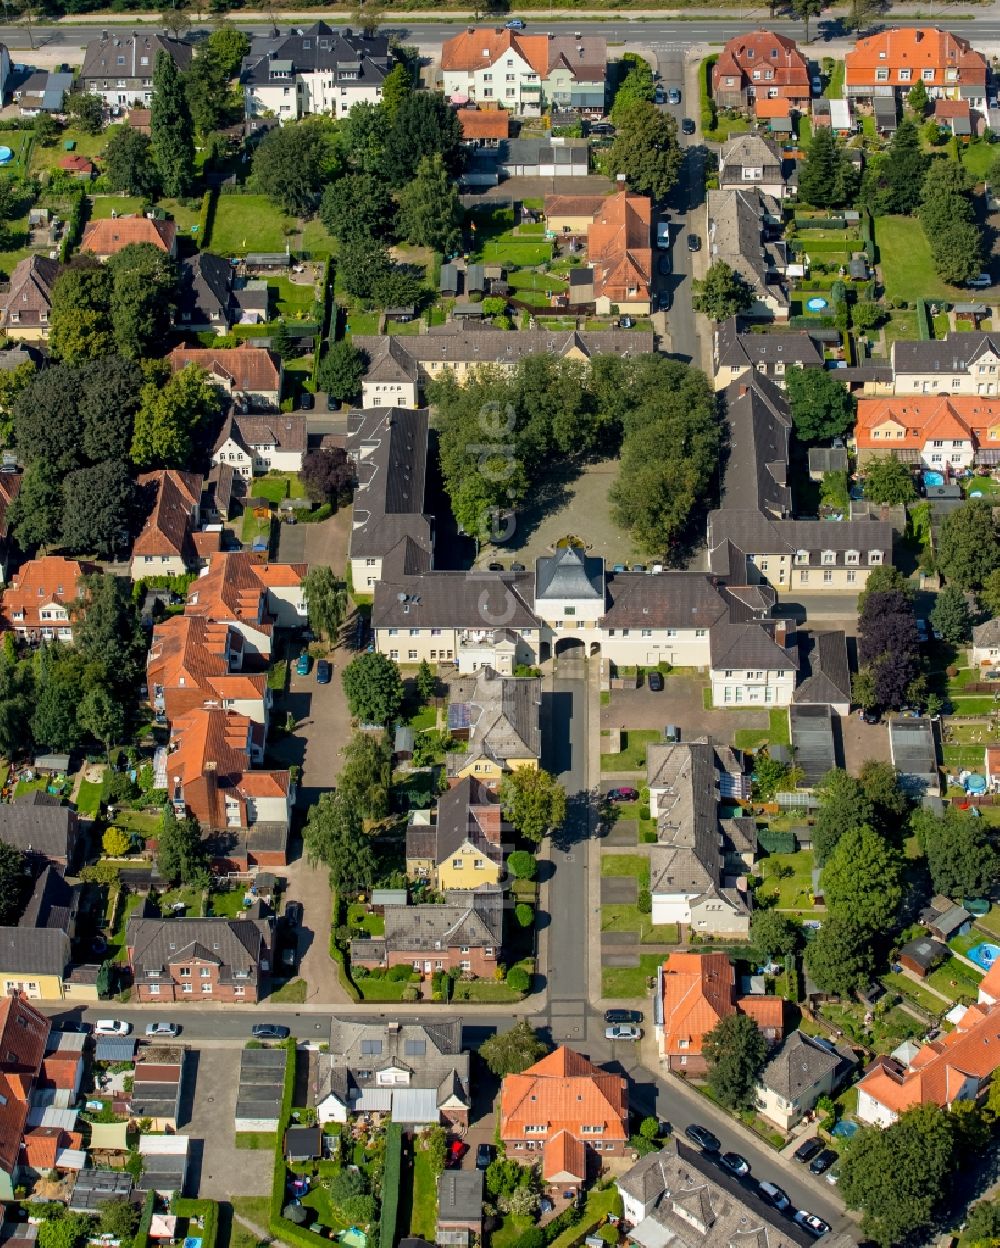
[605,1024,642,1041]
[145,1022,180,1038]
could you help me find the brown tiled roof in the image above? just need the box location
[544,193,607,219]
[458,109,510,140]
[713,30,810,98]
[169,346,280,394]
[587,190,653,304]
[1,556,89,633]
[0,254,60,323]
[184,552,305,629]
[133,470,203,559]
[442,28,605,80]
[214,411,306,456]
[81,216,175,256]
[501,1047,628,1143]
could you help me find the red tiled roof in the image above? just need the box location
[133,470,203,560]
[458,109,510,140]
[542,1130,586,1182]
[661,953,784,1056]
[500,1045,628,1144]
[845,26,986,89]
[168,346,281,394]
[58,155,94,174]
[0,995,49,1177]
[856,396,993,451]
[587,190,653,304]
[754,97,793,119]
[81,215,175,256]
[934,98,972,119]
[184,552,304,632]
[1,556,89,634]
[713,30,810,100]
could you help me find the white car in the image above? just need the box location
[145,1022,180,1038]
[794,1211,831,1238]
[605,1024,642,1041]
[93,1020,131,1037]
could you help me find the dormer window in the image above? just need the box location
[821,550,836,565]
[795,549,809,564]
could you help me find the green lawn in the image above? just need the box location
[211,195,296,256]
[270,978,308,1004]
[30,126,110,175]
[477,237,553,266]
[451,980,524,1002]
[756,850,815,910]
[355,976,410,1001]
[600,728,662,771]
[961,139,996,179]
[235,1132,276,1149]
[300,217,334,257]
[249,473,305,504]
[491,1216,534,1248]
[974,907,1000,938]
[241,508,273,548]
[272,274,319,321]
[208,887,251,918]
[881,309,921,349]
[343,310,380,336]
[927,954,983,1002]
[113,809,163,837]
[89,195,144,220]
[506,269,568,294]
[0,131,32,179]
[602,952,663,999]
[884,971,949,1016]
[75,779,103,817]
[601,854,651,886]
[347,903,385,936]
[823,59,846,98]
[733,709,790,752]
[548,1187,620,1248]
[409,1146,437,1239]
[602,904,678,943]
[108,891,143,963]
[158,885,204,917]
[876,215,958,302]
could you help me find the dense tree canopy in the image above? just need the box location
[104,127,160,197]
[797,125,859,207]
[480,1020,548,1076]
[692,261,754,321]
[813,769,875,866]
[397,154,463,254]
[860,117,929,216]
[0,840,28,924]
[703,1013,768,1111]
[302,789,375,892]
[150,51,195,197]
[131,365,222,469]
[858,588,922,710]
[913,805,1000,898]
[804,916,876,996]
[607,100,682,201]
[785,365,856,445]
[500,768,567,844]
[301,447,354,506]
[863,454,916,505]
[930,584,972,644]
[822,822,902,934]
[252,117,342,216]
[937,500,1000,590]
[341,652,404,724]
[302,566,347,643]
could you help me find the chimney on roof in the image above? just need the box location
[774,617,792,647]
[101,28,108,39]
[915,29,924,40]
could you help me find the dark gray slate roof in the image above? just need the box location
[437,1170,484,1223]
[710,622,798,672]
[81,31,192,82]
[759,1030,840,1099]
[449,667,541,765]
[383,888,502,953]
[125,915,268,985]
[808,447,849,475]
[721,372,793,517]
[0,926,69,977]
[793,630,852,707]
[716,317,823,370]
[899,936,948,971]
[353,328,654,369]
[709,510,892,568]
[429,776,503,867]
[0,792,77,858]
[535,545,604,601]
[601,572,731,632]
[21,864,74,931]
[891,331,1000,376]
[346,407,433,564]
[241,23,392,89]
[374,566,537,631]
[789,704,836,788]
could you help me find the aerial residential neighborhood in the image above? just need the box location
[4,3,1000,1248]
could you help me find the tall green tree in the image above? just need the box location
[302,565,347,642]
[937,499,1000,590]
[863,453,916,504]
[317,339,367,404]
[607,100,682,201]
[319,174,394,244]
[48,266,114,364]
[380,91,463,186]
[0,840,28,924]
[131,365,221,469]
[750,909,802,959]
[500,768,567,844]
[907,78,929,117]
[479,1020,548,1076]
[107,243,177,361]
[912,805,1000,898]
[610,53,655,124]
[813,769,874,866]
[797,125,858,207]
[8,461,63,550]
[61,460,134,559]
[150,50,195,197]
[821,822,902,934]
[397,153,463,254]
[157,808,209,886]
[692,261,754,321]
[860,116,929,216]
[302,790,375,891]
[380,62,412,119]
[930,584,972,643]
[785,365,855,444]
[341,652,404,724]
[804,916,876,995]
[251,116,342,216]
[839,1105,955,1247]
[704,1013,768,1111]
[104,127,161,197]
[337,731,392,822]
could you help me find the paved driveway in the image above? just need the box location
[602,675,768,744]
[182,1049,277,1199]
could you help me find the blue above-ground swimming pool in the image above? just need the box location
[923,470,945,488]
[968,941,1000,971]
[806,297,828,312]
[0,147,13,166]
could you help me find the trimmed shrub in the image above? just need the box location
[757,829,797,855]
[379,1124,403,1248]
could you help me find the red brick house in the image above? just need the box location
[350,888,503,978]
[713,31,810,113]
[125,913,271,1003]
[499,1047,629,1185]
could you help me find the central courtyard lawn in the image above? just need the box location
[210,194,296,256]
[602,952,663,999]
[755,849,815,911]
[876,215,959,303]
[601,854,651,885]
[601,728,661,771]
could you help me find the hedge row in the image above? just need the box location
[757,829,797,854]
[793,217,848,230]
[311,257,335,392]
[198,189,217,249]
[171,1199,218,1248]
[916,298,931,341]
[60,189,86,264]
[789,315,835,329]
[700,55,718,135]
[379,1123,403,1248]
[329,890,361,1002]
[134,1190,156,1248]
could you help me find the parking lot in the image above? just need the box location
[602,673,770,744]
[183,1049,278,1199]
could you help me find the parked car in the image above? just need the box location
[654,86,664,103]
[657,254,672,276]
[145,1022,180,1038]
[809,1149,837,1175]
[687,233,701,252]
[667,87,681,105]
[284,901,303,927]
[647,671,664,692]
[251,1023,290,1040]
[476,1143,493,1170]
[681,117,696,135]
[446,1139,465,1168]
[665,724,681,743]
[295,651,310,676]
[657,290,672,311]
[299,391,314,411]
[969,273,993,288]
[488,562,504,571]
[604,1009,642,1024]
[93,1020,130,1037]
[684,1123,720,1153]
[718,1152,750,1178]
[811,75,823,94]
[504,17,525,27]
[316,659,332,685]
[281,946,298,971]
[793,1136,823,1163]
[861,708,881,725]
[608,787,639,802]
[915,618,929,643]
[605,1024,642,1041]
[758,1181,790,1211]
[794,1211,831,1238]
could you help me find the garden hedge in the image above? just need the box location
[133,1191,155,1248]
[198,189,217,249]
[379,1124,403,1248]
[171,1199,218,1248]
[916,299,931,341]
[757,829,797,855]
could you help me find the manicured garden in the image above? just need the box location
[209,194,297,256]
[600,728,661,771]
[876,215,958,302]
[602,951,664,999]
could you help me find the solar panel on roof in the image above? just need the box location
[448,703,471,730]
[361,1039,382,1056]
[404,1039,426,1056]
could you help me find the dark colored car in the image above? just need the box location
[511,562,526,571]
[647,671,664,692]
[299,391,314,410]
[809,1149,838,1175]
[488,562,504,571]
[684,1123,720,1153]
[861,708,881,725]
[284,901,303,927]
[608,787,639,802]
[719,1152,750,1178]
[604,1009,643,1024]
[687,233,701,252]
[251,1023,290,1040]
[681,117,696,135]
[658,255,672,277]
[316,659,332,685]
[476,1143,493,1170]
[794,1136,823,1163]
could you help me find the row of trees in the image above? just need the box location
[430,353,719,555]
